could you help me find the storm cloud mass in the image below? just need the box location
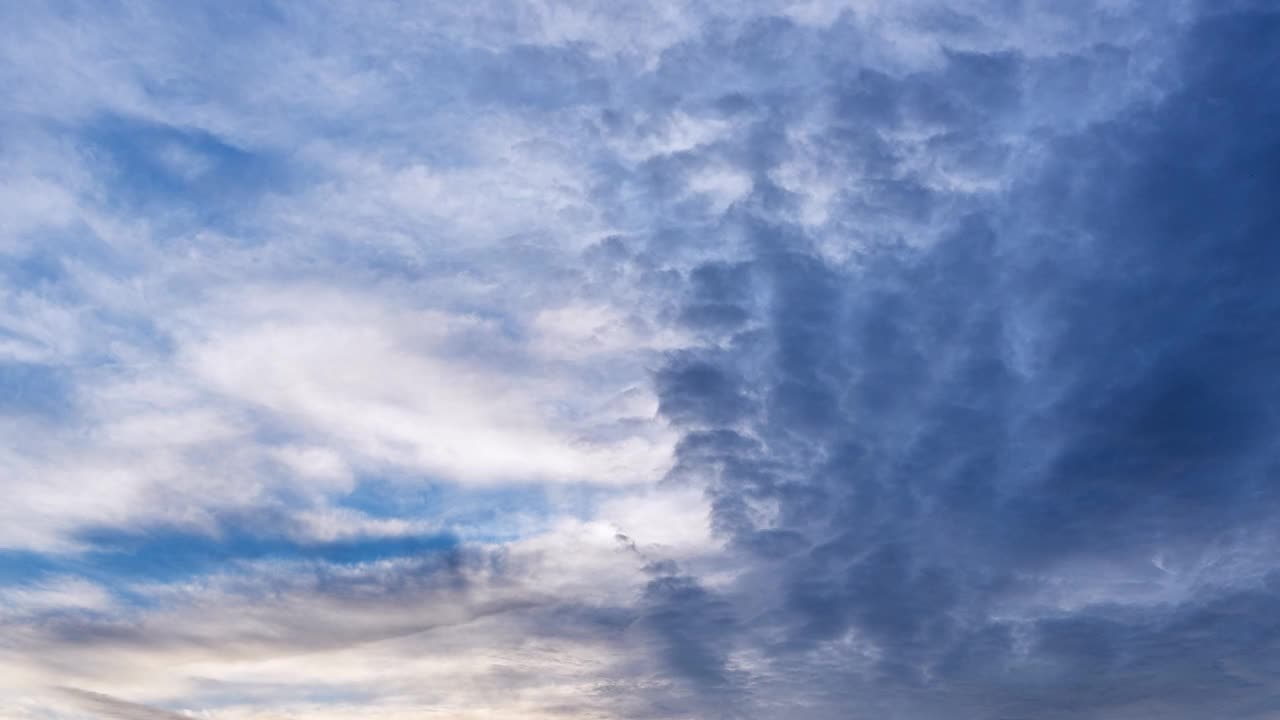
[2,1,1279,718]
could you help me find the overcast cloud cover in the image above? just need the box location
[1,0,1278,718]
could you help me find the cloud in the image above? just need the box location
[179,286,672,486]
[0,488,720,718]
[640,2,1280,717]
[2,0,1277,718]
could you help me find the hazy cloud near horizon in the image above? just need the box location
[2,1,1279,718]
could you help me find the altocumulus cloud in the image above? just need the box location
[1,1,1278,718]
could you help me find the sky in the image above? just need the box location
[1,0,1278,718]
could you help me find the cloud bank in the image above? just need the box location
[2,0,1278,718]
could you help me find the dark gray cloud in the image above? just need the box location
[645,2,1280,717]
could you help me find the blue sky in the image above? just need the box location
[2,1,1279,718]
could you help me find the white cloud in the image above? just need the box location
[0,577,114,620]
[177,286,673,486]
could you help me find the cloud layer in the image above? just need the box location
[2,0,1278,718]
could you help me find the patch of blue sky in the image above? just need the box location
[0,549,59,585]
[0,222,127,295]
[339,475,610,543]
[0,244,71,288]
[0,521,457,590]
[0,361,75,419]
[79,113,297,236]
